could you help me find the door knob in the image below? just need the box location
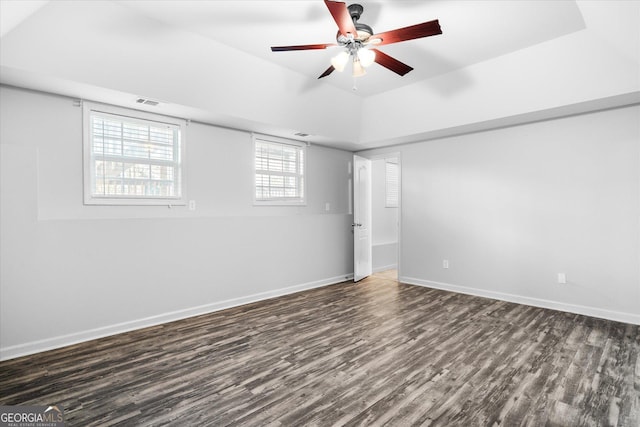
[352,223,362,227]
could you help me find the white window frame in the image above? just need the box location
[385,159,399,208]
[253,134,307,206]
[83,102,187,206]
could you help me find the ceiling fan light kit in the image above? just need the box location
[330,51,350,72]
[352,58,366,77]
[270,0,442,80]
[357,48,375,67]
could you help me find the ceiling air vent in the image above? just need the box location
[136,98,159,106]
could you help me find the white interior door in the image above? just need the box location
[353,155,372,282]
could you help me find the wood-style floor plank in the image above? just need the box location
[1,271,639,426]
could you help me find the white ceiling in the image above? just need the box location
[118,0,586,97]
[0,0,639,151]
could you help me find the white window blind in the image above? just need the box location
[254,136,305,205]
[385,160,399,208]
[83,103,185,205]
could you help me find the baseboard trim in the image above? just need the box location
[401,276,640,326]
[373,264,398,273]
[0,274,354,361]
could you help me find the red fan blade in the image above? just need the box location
[371,49,413,76]
[370,19,442,46]
[324,0,357,38]
[271,43,336,52]
[318,65,336,79]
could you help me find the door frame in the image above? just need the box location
[357,151,402,280]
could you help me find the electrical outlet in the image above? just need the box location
[557,273,566,284]
[188,200,196,211]
[325,202,331,212]
[443,260,449,269]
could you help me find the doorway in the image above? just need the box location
[353,153,401,282]
[371,155,400,278]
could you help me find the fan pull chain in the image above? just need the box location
[352,75,358,92]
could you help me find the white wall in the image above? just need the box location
[0,86,354,360]
[371,158,398,271]
[361,105,640,324]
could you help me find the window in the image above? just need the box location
[385,159,399,208]
[254,135,306,205]
[83,102,186,205]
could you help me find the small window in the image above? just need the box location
[385,159,399,208]
[83,102,186,205]
[254,135,306,205]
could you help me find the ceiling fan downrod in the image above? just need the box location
[343,4,373,44]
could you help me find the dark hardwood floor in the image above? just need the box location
[1,271,639,426]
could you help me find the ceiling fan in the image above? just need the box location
[271,0,442,79]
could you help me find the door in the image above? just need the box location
[353,155,372,282]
